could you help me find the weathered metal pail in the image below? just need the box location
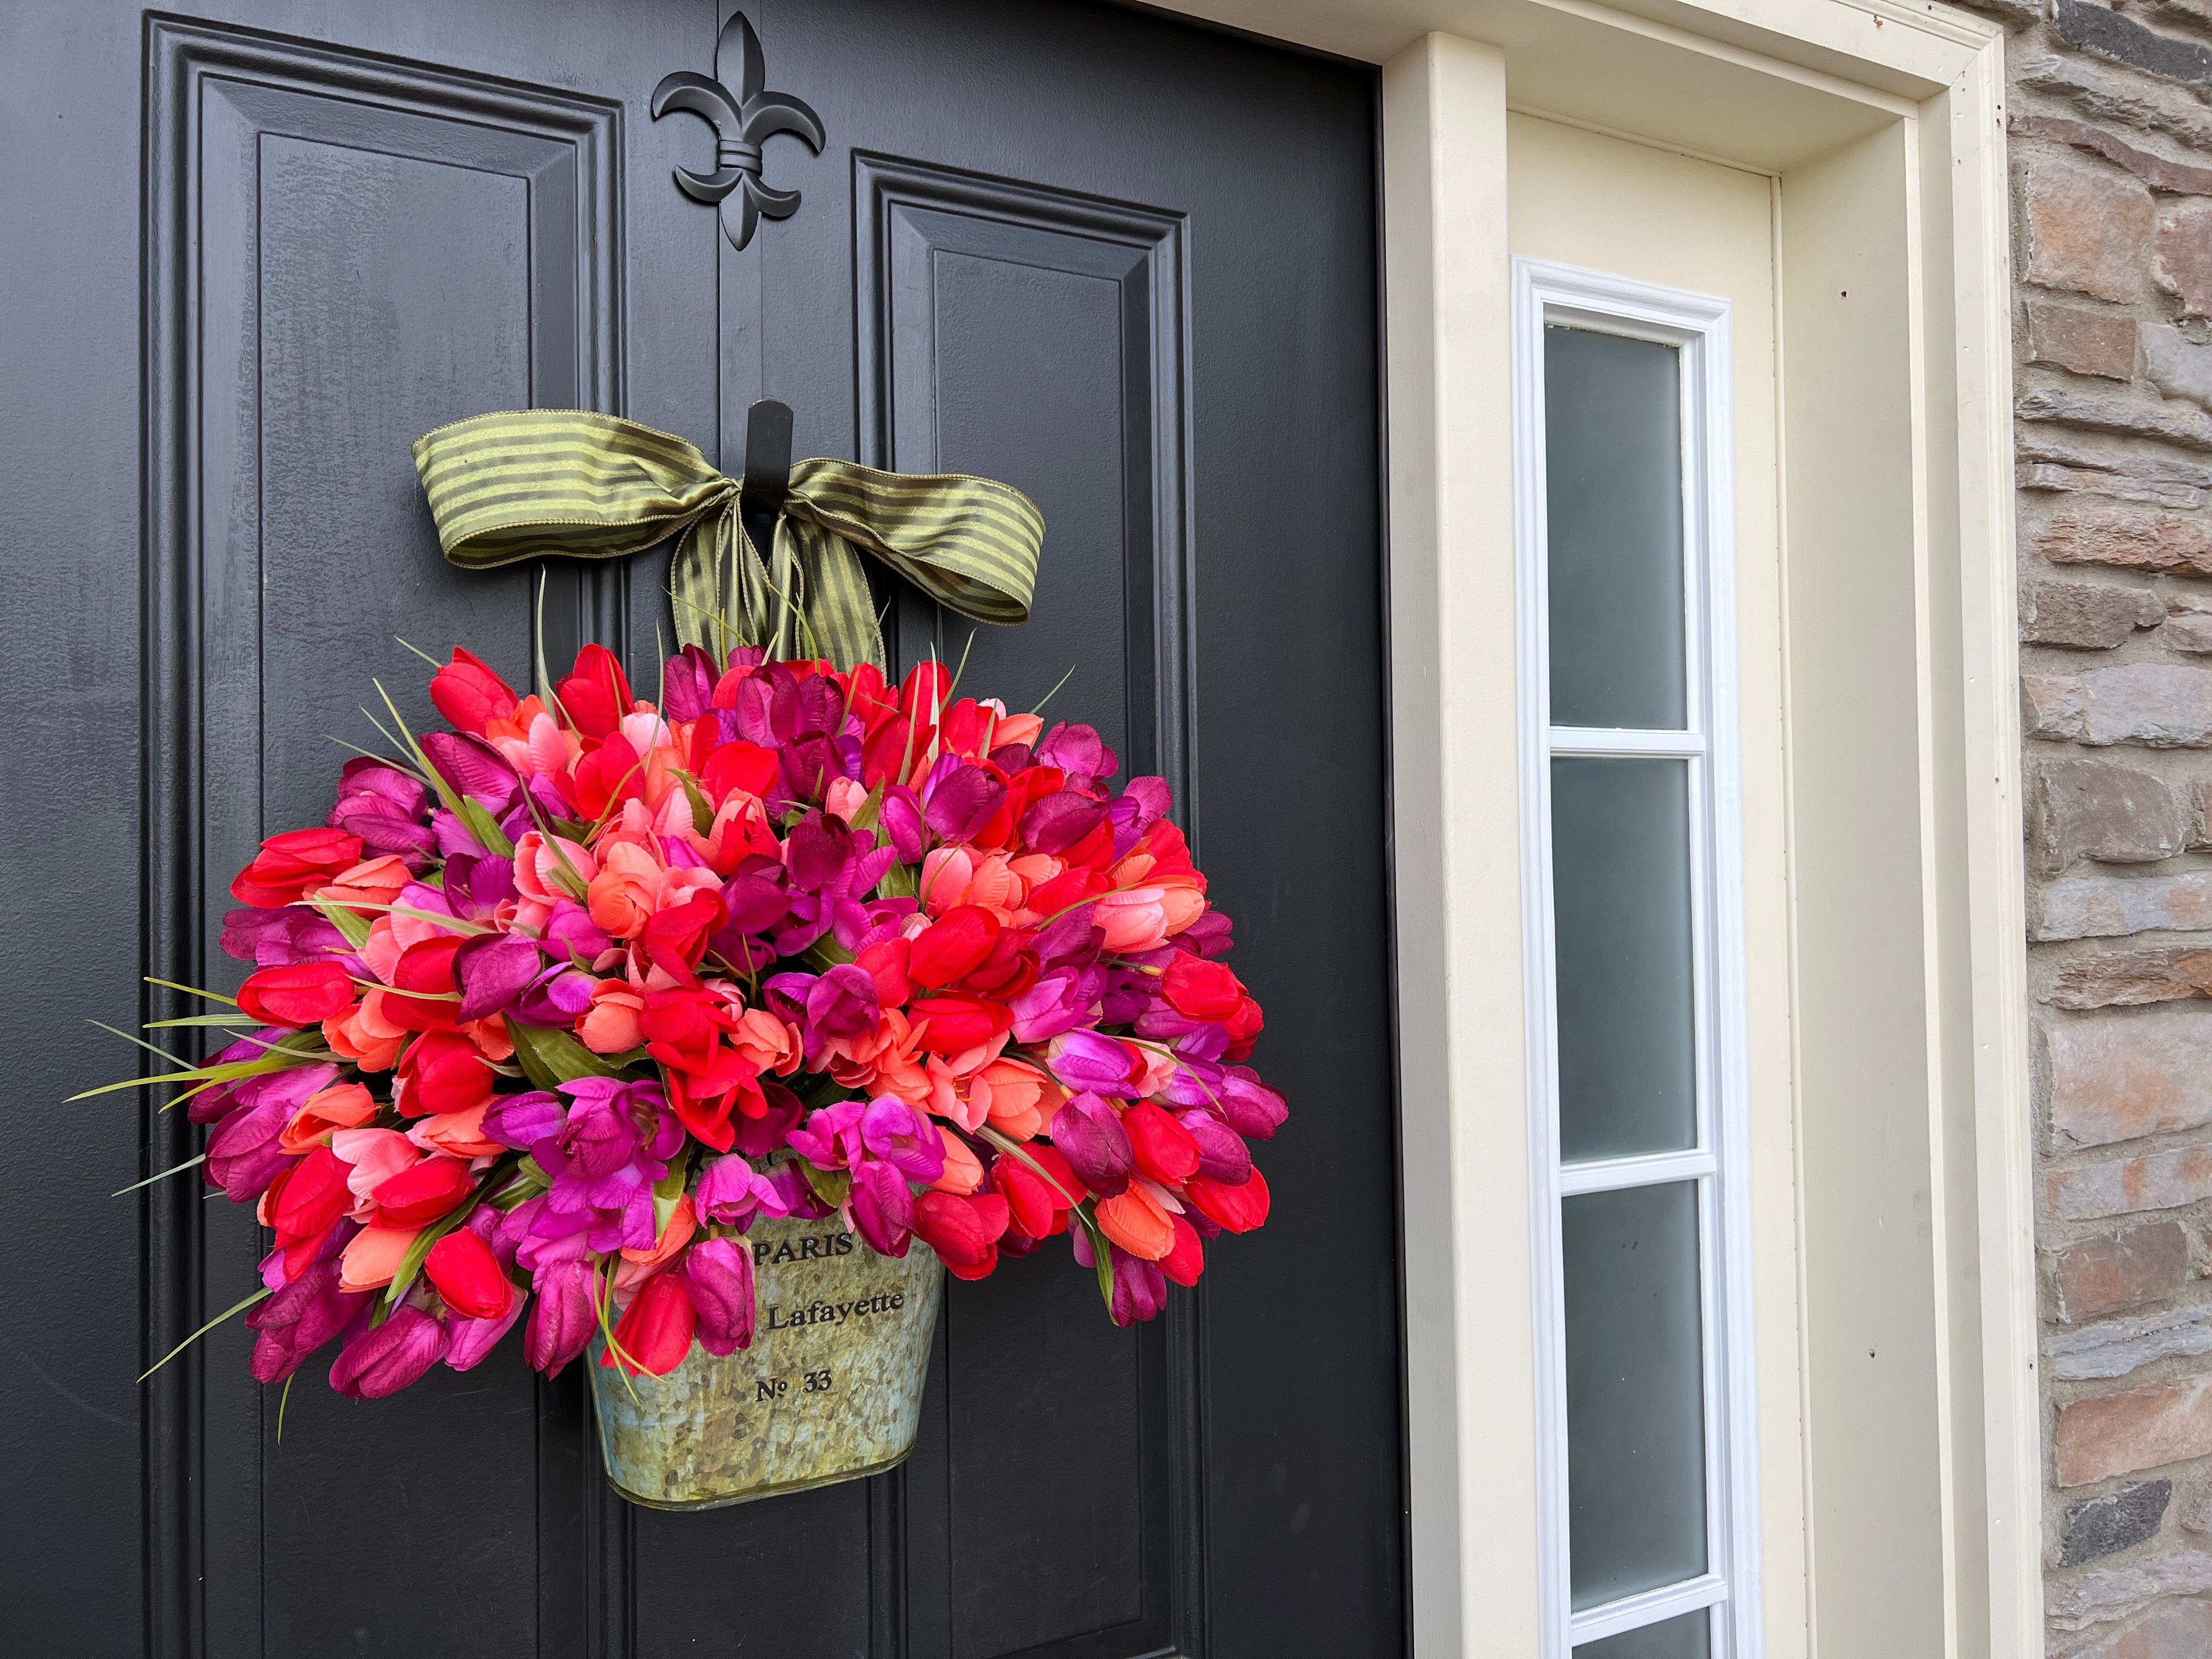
[589,1215,943,1511]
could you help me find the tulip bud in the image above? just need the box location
[684,1238,757,1356]
[428,646,519,735]
[1172,1107,1252,1185]
[425,1226,514,1321]
[246,1259,367,1383]
[1094,1186,1176,1262]
[330,1305,448,1398]
[444,1293,526,1372]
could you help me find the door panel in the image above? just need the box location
[0,2,1395,1654]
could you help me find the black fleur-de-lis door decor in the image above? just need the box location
[651,12,826,251]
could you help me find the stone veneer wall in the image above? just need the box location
[1956,0,2212,1648]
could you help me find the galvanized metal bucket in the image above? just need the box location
[589,1216,943,1511]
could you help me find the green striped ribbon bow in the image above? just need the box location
[411,409,1043,670]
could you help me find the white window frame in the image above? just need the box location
[1513,257,1760,1659]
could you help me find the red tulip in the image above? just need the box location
[382,936,467,1031]
[912,1190,1012,1280]
[909,994,1013,1056]
[264,1143,351,1247]
[699,740,780,804]
[1122,1101,1200,1186]
[370,1155,475,1229]
[236,962,354,1028]
[907,906,1001,989]
[393,1030,494,1119]
[602,1269,696,1376]
[1184,1165,1270,1234]
[992,1154,1066,1240]
[1160,952,1245,1022]
[429,647,519,735]
[425,1226,514,1321]
[1161,1214,1205,1286]
[640,890,726,982]
[229,827,364,909]
[556,642,633,740]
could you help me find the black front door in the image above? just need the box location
[0,2,1398,1654]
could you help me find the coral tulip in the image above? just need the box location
[426,1226,514,1321]
[279,1081,377,1154]
[602,1269,696,1376]
[1094,1184,1176,1262]
[339,1224,421,1293]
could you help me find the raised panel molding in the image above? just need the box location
[854,150,1193,817]
[141,20,623,1656]
[853,151,1204,1659]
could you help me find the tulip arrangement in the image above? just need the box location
[111,640,1283,1400]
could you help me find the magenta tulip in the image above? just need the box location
[330,1305,447,1398]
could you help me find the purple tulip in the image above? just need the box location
[1107,776,1171,855]
[452,934,543,1022]
[878,786,928,861]
[762,1160,833,1220]
[220,906,351,968]
[1174,1108,1253,1184]
[247,1257,369,1383]
[1044,1030,1140,1098]
[419,730,521,812]
[529,1079,684,1254]
[805,964,879,1048]
[787,1101,864,1170]
[442,851,519,922]
[187,1030,299,1125]
[685,1238,758,1356]
[848,1159,915,1257]
[732,1081,806,1158]
[483,1089,567,1155]
[540,899,616,968]
[1108,1245,1167,1327]
[1020,791,1107,856]
[1030,906,1101,967]
[695,1153,793,1225]
[662,644,719,722]
[860,1097,946,1183]
[1035,721,1118,786]
[1049,1093,1134,1199]
[206,1063,339,1200]
[512,964,597,1026]
[444,1295,527,1372]
[923,763,1006,842]
[525,1259,598,1376]
[1215,1068,1288,1140]
[330,1304,448,1398]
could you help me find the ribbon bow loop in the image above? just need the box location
[411,409,1042,670]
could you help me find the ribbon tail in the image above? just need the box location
[787,517,885,671]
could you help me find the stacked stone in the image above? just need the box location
[1983,0,2212,1648]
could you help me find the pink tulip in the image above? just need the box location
[848,1159,914,1257]
[526,1259,599,1376]
[684,1238,757,1356]
[444,1295,527,1372]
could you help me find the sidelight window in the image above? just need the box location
[1513,261,1760,1659]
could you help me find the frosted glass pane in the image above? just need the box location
[1565,1181,1708,1609]
[1575,1611,1712,1659]
[1545,325,1686,730]
[1551,757,1696,1161]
